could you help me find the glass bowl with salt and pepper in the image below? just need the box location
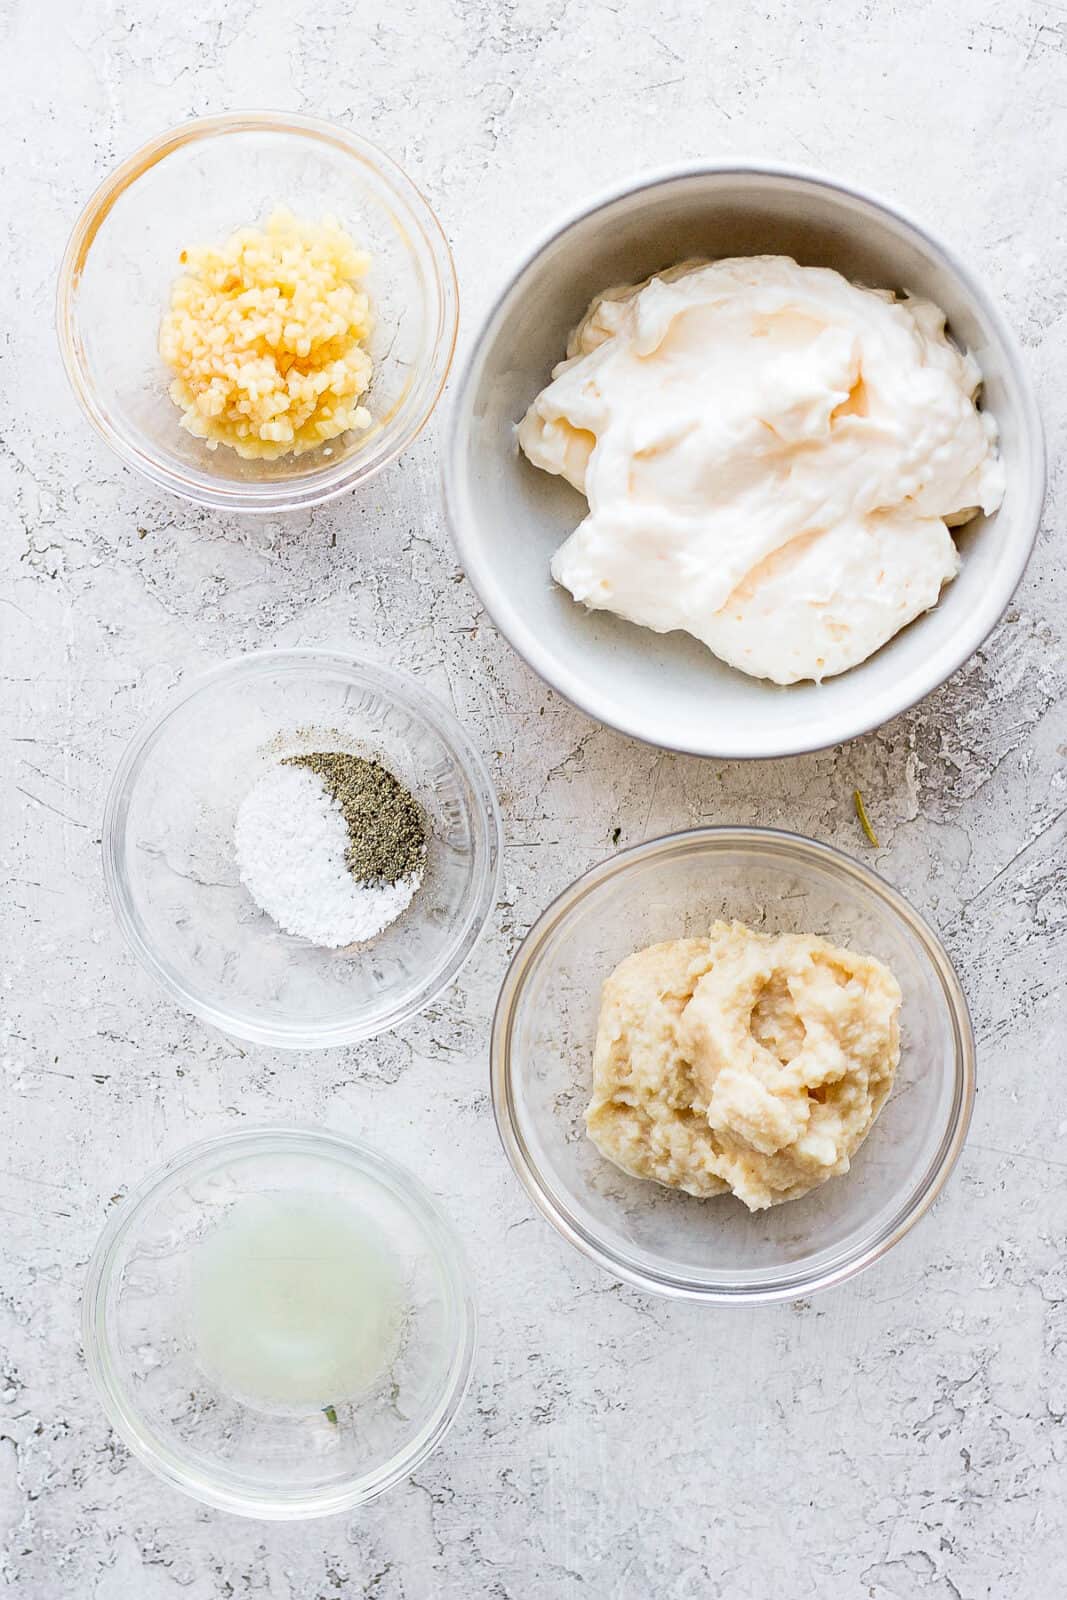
[102,650,502,1049]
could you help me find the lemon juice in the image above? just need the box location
[188,1189,402,1412]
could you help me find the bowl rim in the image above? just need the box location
[101,647,502,1049]
[82,1125,478,1519]
[490,824,976,1304]
[56,109,459,512]
[443,159,1047,759]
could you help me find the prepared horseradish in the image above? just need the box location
[234,750,426,948]
[160,208,374,459]
[585,920,902,1210]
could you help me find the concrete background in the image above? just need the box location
[1,0,1065,1594]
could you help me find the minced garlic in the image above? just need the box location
[159,208,375,461]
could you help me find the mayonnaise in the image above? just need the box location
[518,257,1005,684]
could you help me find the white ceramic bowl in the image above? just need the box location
[445,164,1045,758]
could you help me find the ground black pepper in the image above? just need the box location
[283,751,425,885]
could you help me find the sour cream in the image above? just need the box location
[518,256,1005,684]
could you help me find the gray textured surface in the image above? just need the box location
[1,0,1065,1595]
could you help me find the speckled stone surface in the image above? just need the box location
[2,1,1065,1595]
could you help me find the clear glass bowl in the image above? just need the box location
[103,650,501,1048]
[492,827,974,1303]
[57,112,458,511]
[83,1127,477,1519]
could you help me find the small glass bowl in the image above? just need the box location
[103,650,501,1049]
[57,112,458,511]
[83,1127,477,1519]
[492,827,975,1303]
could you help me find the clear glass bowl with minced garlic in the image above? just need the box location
[58,113,458,511]
[102,651,502,1049]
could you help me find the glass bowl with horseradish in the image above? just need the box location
[83,1127,477,1518]
[102,650,501,1049]
[491,827,974,1304]
[57,112,458,511]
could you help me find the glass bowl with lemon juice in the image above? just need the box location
[83,1127,476,1518]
